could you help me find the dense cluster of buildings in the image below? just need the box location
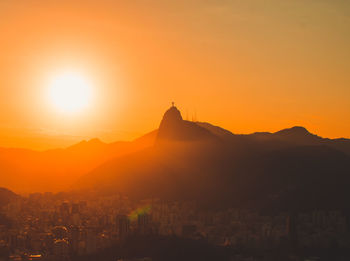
[0,193,349,260]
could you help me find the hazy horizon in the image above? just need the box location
[0,104,349,151]
[1,2,350,259]
[0,0,349,150]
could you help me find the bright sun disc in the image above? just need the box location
[48,72,93,114]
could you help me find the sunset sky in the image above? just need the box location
[0,0,349,150]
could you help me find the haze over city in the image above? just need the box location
[0,1,350,261]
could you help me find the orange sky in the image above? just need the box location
[0,0,349,150]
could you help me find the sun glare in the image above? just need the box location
[48,71,93,114]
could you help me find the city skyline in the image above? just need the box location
[1,1,350,260]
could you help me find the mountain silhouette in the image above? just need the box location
[0,133,156,193]
[74,105,350,211]
[157,105,216,142]
[0,103,349,210]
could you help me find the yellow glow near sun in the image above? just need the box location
[48,71,93,114]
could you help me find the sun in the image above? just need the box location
[48,71,93,114]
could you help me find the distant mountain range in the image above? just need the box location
[0,131,156,192]
[0,105,349,211]
[72,105,350,211]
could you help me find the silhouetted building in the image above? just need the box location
[71,203,79,214]
[52,226,68,240]
[116,215,130,239]
[138,213,151,235]
[53,239,69,261]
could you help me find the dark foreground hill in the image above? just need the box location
[74,105,350,211]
